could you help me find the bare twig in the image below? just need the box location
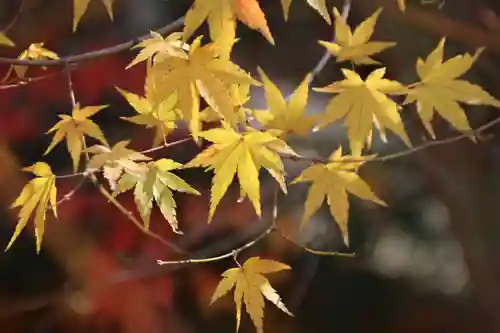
[2,1,24,34]
[157,187,281,266]
[0,16,184,67]
[283,115,500,165]
[0,71,62,90]
[156,223,275,265]
[278,231,355,257]
[140,137,192,154]
[54,177,88,207]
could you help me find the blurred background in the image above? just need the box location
[1,0,500,332]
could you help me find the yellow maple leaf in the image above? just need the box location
[253,68,316,137]
[319,7,395,65]
[292,147,385,245]
[0,33,14,47]
[210,257,293,333]
[2,42,59,83]
[8,162,57,253]
[114,158,200,233]
[200,83,252,123]
[280,0,331,24]
[150,37,260,139]
[404,38,500,138]
[185,126,293,222]
[73,0,114,32]
[183,0,273,59]
[314,67,411,156]
[44,104,108,172]
[126,31,189,69]
[116,65,180,147]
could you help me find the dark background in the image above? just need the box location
[1,0,500,332]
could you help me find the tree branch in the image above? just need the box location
[283,115,500,165]
[0,16,184,66]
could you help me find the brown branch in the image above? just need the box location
[140,137,192,154]
[157,186,281,266]
[284,115,500,165]
[0,71,62,90]
[1,1,24,34]
[0,16,184,67]
[157,219,276,265]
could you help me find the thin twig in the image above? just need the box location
[0,71,62,90]
[140,137,192,154]
[55,170,89,179]
[157,187,280,266]
[156,223,275,265]
[95,183,186,253]
[2,1,24,34]
[0,16,185,67]
[278,231,355,257]
[283,115,500,165]
[54,177,88,207]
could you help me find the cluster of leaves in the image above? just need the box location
[2,1,499,332]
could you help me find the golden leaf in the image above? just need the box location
[210,257,293,333]
[185,127,292,222]
[44,104,108,172]
[126,31,189,69]
[404,38,500,138]
[253,68,316,137]
[314,67,410,155]
[150,37,260,139]
[0,33,14,47]
[2,43,59,83]
[319,8,395,64]
[114,158,200,233]
[8,162,58,253]
[292,147,385,245]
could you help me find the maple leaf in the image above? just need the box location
[210,257,293,333]
[114,158,200,233]
[44,104,108,172]
[126,31,189,69]
[403,38,500,139]
[319,8,395,65]
[117,87,179,147]
[253,68,316,137]
[183,0,273,59]
[314,67,411,156]
[151,37,260,139]
[0,33,14,47]
[280,0,331,24]
[86,141,151,190]
[292,147,385,245]
[185,126,294,222]
[2,43,59,83]
[234,0,274,45]
[200,83,252,123]
[8,162,57,253]
[73,0,114,32]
